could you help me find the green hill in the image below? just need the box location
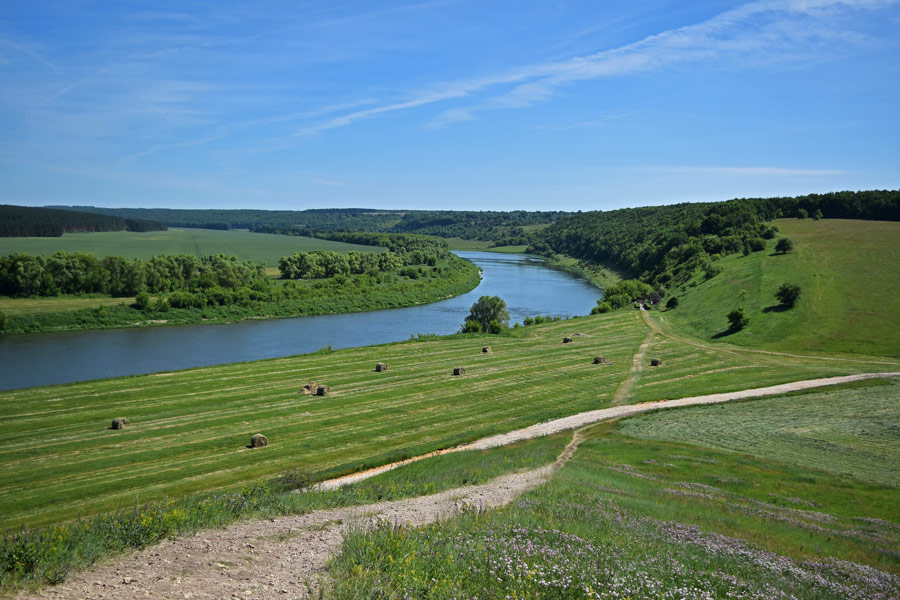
[657,219,900,357]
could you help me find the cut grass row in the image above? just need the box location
[0,228,381,266]
[328,380,900,598]
[3,310,896,531]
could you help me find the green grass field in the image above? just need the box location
[658,219,900,357]
[0,228,381,266]
[329,380,900,598]
[2,309,896,531]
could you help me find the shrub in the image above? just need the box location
[727,307,749,332]
[775,283,801,308]
[591,302,612,314]
[775,238,794,254]
[134,292,151,311]
[665,297,678,310]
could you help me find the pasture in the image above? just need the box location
[329,379,900,598]
[1,310,896,531]
[0,228,381,266]
[659,218,900,357]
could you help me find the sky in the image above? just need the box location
[1,1,899,212]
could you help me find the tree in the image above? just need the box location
[134,291,151,311]
[775,238,793,254]
[463,295,509,333]
[727,307,749,332]
[775,283,801,308]
[797,208,808,219]
[813,208,823,220]
[666,296,678,310]
[0,309,6,331]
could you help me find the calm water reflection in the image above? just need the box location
[0,252,601,390]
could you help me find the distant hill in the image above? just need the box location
[1,205,166,237]
[51,206,568,244]
[660,218,900,357]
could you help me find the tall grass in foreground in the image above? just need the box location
[326,385,900,599]
[0,435,565,594]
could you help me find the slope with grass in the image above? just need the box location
[329,379,900,598]
[0,228,381,267]
[658,219,900,357]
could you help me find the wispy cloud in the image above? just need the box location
[639,166,846,176]
[303,0,897,132]
[0,37,58,72]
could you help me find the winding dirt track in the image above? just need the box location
[16,371,898,600]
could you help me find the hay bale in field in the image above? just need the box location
[375,362,388,372]
[110,417,130,430]
[452,367,466,376]
[299,381,318,394]
[481,346,492,354]
[316,385,330,396]
[650,358,663,367]
[562,337,573,344]
[250,433,268,448]
[592,356,611,365]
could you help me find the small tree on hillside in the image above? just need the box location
[462,295,509,333]
[775,238,794,254]
[727,307,749,332]
[775,283,802,308]
[666,297,679,310]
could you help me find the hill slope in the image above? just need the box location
[657,219,900,357]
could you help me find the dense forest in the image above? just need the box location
[1,205,166,237]
[55,206,566,242]
[531,190,900,288]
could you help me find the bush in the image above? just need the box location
[727,307,749,332]
[665,297,678,310]
[134,291,151,311]
[775,283,801,308]
[591,302,613,314]
[775,238,794,254]
[461,318,482,333]
[797,208,808,219]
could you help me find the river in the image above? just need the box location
[0,252,601,391]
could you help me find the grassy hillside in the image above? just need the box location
[657,219,900,357]
[3,309,897,530]
[329,379,900,598]
[0,228,380,266]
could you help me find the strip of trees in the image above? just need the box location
[1,205,166,237]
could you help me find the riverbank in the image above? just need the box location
[0,254,480,335]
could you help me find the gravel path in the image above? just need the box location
[16,434,585,600]
[15,371,898,599]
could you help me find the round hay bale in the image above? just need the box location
[316,385,330,396]
[650,358,663,367]
[375,362,388,372]
[111,417,130,430]
[562,337,573,344]
[452,367,466,376]
[592,356,609,365]
[481,346,492,354]
[250,433,268,448]
[299,381,318,394]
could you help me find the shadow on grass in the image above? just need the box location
[763,304,791,313]
[712,328,740,339]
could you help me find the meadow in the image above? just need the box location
[659,218,900,357]
[328,378,900,598]
[0,228,380,266]
[2,310,895,531]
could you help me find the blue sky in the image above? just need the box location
[1,1,898,211]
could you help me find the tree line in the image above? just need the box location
[1,205,166,237]
[0,252,266,298]
[531,190,899,288]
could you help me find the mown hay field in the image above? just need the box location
[1,311,895,531]
[0,228,381,266]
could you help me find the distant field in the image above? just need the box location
[0,296,134,316]
[0,228,381,266]
[659,219,900,357]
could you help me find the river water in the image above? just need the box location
[0,252,601,391]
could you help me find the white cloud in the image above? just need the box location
[305,0,897,132]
